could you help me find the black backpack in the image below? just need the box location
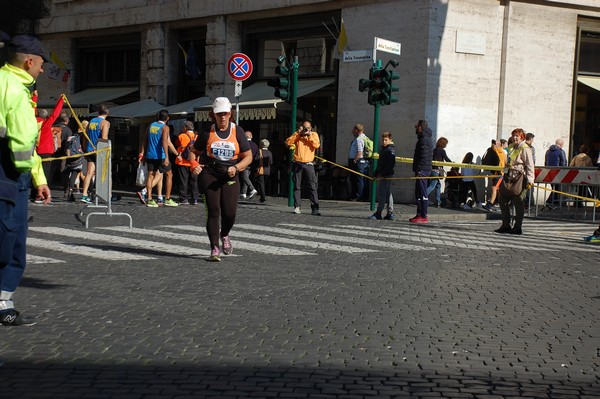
[481,146,500,166]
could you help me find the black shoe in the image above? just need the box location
[110,195,121,202]
[494,226,512,234]
[510,227,522,235]
[311,207,321,216]
[0,309,36,326]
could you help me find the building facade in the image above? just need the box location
[33,0,600,200]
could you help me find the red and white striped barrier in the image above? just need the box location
[534,167,600,185]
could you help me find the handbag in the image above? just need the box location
[499,168,525,197]
[135,162,148,187]
[255,149,264,176]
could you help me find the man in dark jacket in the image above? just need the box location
[545,139,567,167]
[410,119,433,223]
[544,138,567,208]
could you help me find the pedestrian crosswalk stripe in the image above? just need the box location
[237,224,433,251]
[350,224,559,252]
[278,223,487,250]
[348,221,598,253]
[27,237,154,261]
[423,223,598,252]
[26,253,65,264]
[102,226,315,256]
[168,225,374,254]
[29,227,208,258]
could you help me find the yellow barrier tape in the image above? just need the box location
[535,184,600,207]
[315,156,374,181]
[62,94,95,150]
[315,156,497,181]
[314,155,599,205]
[39,147,110,162]
[100,146,110,183]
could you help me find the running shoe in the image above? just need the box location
[164,198,179,207]
[179,199,189,205]
[293,207,301,214]
[80,195,92,204]
[247,189,258,199]
[146,199,159,208]
[221,235,233,255]
[367,213,382,220]
[409,215,428,224]
[384,212,395,220]
[209,247,221,262]
[0,309,36,326]
[157,197,164,206]
[137,191,147,204]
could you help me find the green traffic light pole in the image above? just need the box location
[288,56,299,207]
[369,59,383,212]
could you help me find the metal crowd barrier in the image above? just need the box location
[529,166,599,222]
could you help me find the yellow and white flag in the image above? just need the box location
[336,19,348,54]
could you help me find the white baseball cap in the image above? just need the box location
[212,97,232,113]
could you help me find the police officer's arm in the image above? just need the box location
[6,90,51,203]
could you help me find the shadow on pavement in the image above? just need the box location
[19,277,70,290]
[0,362,598,398]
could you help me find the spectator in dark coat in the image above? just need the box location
[545,138,567,167]
[409,119,433,223]
[544,138,567,208]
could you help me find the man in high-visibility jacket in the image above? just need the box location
[0,34,51,328]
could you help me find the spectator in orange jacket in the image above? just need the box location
[285,120,321,215]
[175,121,199,205]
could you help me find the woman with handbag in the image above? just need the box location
[494,128,535,235]
[426,137,451,207]
[254,139,273,203]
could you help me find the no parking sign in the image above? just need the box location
[228,53,253,81]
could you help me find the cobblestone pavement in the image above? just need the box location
[0,194,598,398]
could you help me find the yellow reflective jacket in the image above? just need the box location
[0,63,46,202]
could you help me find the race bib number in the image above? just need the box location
[210,141,236,161]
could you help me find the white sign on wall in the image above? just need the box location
[343,50,373,63]
[455,31,486,55]
[374,37,401,56]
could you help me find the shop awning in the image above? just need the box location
[194,78,335,121]
[42,86,140,116]
[67,87,138,105]
[577,75,600,91]
[105,99,165,119]
[166,97,212,116]
[88,99,165,119]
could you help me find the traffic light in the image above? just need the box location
[267,56,291,101]
[385,70,400,105]
[373,69,390,105]
[358,59,400,106]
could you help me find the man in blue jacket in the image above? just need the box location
[410,120,433,223]
[544,138,567,209]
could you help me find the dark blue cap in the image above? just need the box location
[10,35,49,62]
